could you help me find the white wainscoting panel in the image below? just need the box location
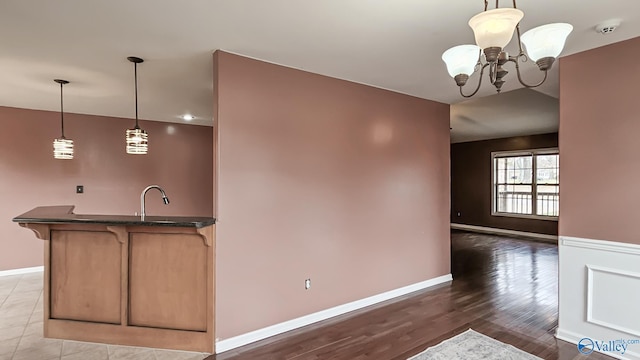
[558,236,640,360]
[587,265,640,338]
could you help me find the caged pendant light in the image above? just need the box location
[125,56,148,154]
[53,79,73,159]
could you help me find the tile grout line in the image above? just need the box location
[0,274,22,308]
[5,274,26,360]
[3,274,207,360]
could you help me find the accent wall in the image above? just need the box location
[213,51,451,342]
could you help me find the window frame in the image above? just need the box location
[491,148,559,221]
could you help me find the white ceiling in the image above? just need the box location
[1,0,639,131]
[450,88,558,143]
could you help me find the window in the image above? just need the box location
[492,149,559,219]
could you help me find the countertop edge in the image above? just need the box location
[13,206,216,228]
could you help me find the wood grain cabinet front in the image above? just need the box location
[128,232,208,331]
[17,212,215,352]
[50,230,122,324]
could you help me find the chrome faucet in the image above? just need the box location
[140,185,170,220]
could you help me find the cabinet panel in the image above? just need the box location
[129,233,207,331]
[50,230,121,324]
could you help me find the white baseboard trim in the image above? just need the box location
[215,274,453,354]
[556,327,640,360]
[451,223,558,243]
[0,266,44,277]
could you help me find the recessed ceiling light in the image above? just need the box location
[181,114,195,121]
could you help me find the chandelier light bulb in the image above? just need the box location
[468,8,523,50]
[521,23,573,62]
[442,45,481,78]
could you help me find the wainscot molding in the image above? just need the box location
[586,264,640,337]
[558,236,640,360]
[451,223,557,243]
[560,236,640,255]
[0,266,44,277]
[215,274,453,354]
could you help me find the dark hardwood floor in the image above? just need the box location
[209,231,611,360]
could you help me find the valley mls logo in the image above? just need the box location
[577,338,595,354]
[578,337,639,355]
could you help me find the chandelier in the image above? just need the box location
[442,0,573,98]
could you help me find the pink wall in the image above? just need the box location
[559,36,640,244]
[0,106,213,271]
[213,51,451,339]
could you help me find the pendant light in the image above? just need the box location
[125,56,148,154]
[53,79,73,159]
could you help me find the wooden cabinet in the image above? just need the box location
[50,230,122,324]
[20,222,215,353]
[129,232,208,331]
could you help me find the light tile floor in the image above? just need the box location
[0,272,210,360]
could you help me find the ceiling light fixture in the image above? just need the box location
[181,114,195,121]
[125,56,148,155]
[53,79,73,160]
[442,0,573,98]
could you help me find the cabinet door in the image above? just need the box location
[50,230,122,324]
[129,232,207,331]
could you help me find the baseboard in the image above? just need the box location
[0,266,44,277]
[556,327,640,360]
[215,274,453,354]
[451,223,558,243]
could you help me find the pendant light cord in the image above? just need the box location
[134,62,139,129]
[60,82,65,138]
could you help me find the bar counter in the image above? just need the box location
[13,206,217,353]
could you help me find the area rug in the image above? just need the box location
[408,329,542,360]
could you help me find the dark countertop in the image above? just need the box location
[13,206,216,228]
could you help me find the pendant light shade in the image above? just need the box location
[442,44,481,78]
[126,128,148,154]
[53,79,73,160]
[125,56,148,155]
[468,8,523,50]
[521,23,573,62]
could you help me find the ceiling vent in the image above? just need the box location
[595,20,621,34]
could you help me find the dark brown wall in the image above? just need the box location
[451,133,558,235]
[0,106,213,271]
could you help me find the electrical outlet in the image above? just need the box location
[76,185,84,194]
[304,279,311,290]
